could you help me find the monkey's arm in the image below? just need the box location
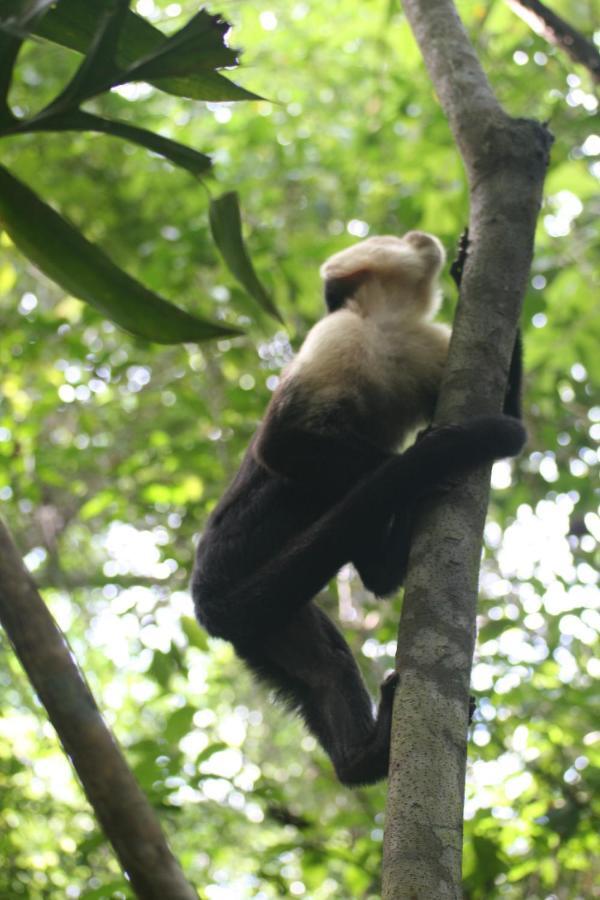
[254,398,390,497]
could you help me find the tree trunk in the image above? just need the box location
[0,518,198,900]
[382,2,552,897]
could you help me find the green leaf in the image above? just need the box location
[0,165,241,344]
[209,192,283,324]
[164,705,196,742]
[30,110,212,176]
[147,650,173,688]
[164,708,194,743]
[0,0,262,102]
[43,0,130,110]
[79,491,116,521]
[121,9,236,82]
[196,742,228,766]
[153,72,262,103]
[472,835,507,880]
[181,615,209,651]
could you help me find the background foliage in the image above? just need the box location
[0,1,598,897]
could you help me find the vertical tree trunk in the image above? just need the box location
[382,2,552,897]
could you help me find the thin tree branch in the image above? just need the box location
[382,1,552,897]
[34,570,178,590]
[507,0,600,83]
[0,517,198,900]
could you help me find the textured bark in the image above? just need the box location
[0,518,198,900]
[507,0,600,83]
[382,2,552,898]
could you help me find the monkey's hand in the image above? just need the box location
[379,670,399,705]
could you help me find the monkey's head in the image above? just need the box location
[320,231,446,317]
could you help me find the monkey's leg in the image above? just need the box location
[237,603,397,786]
[195,417,524,784]
[353,456,473,597]
[353,507,413,597]
[198,415,525,644]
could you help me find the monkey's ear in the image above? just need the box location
[323,271,367,312]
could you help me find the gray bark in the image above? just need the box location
[382,2,552,897]
[0,518,198,900]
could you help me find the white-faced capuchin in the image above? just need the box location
[192,231,525,785]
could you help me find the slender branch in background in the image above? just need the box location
[35,571,177,590]
[507,0,600,83]
[0,517,198,900]
[382,0,552,897]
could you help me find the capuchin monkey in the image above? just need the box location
[192,231,525,785]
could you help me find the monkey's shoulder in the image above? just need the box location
[282,311,450,435]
